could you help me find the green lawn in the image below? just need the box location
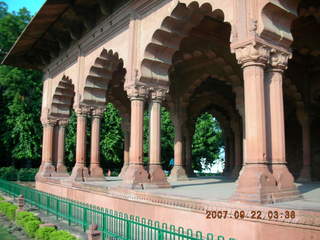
[0,225,17,240]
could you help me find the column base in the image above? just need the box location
[118,164,129,178]
[297,165,312,182]
[121,164,150,189]
[53,164,69,177]
[87,165,105,181]
[186,166,196,177]
[231,165,242,179]
[35,163,55,179]
[272,164,302,202]
[69,164,89,182]
[148,164,171,188]
[231,164,278,204]
[168,165,189,181]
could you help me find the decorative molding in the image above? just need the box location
[269,49,291,71]
[126,85,149,100]
[150,88,168,102]
[75,105,92,116]
[233,42,270,67]
[92,107,105,118]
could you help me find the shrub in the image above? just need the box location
[0,201,17,220]
[16,211,39,227]
[18,168,38,181]
[24,219,41,237]
[35,226,56,240]
[0,167,18,181]
[0,195,4,201]
[49,230,78,240]
[6,204,17,220]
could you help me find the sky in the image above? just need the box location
[5,0,45,15]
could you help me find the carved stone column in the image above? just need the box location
[231,118,242,178]
[185,123,195,177]
[168,109,189,181]
[232,42,278,204]
[88,107,105,181]
[70,106,90,181]
[122,86,150,188]
[297,105,312,182]
[148,89,170,187]
[265,50,300,199]
[55,119,69,177]
[119,118,130,178]
[36,119,56,179]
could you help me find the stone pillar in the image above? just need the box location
[148,89,170,187]
[234,86,245,176]
[52,125,59,168]
[265,50,300,199]
[55,119,69,177]
[297,105,312,182]
[169,111,188,181]
[119,118,130,178]
[231,118,242,178]
[70,106,90,181]
[185,124,195,177]
[88,108,105,181]
[36,120,56,178]
[232,42,278,204]
[122,86,150,188]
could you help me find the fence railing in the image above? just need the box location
[0,179,235,240]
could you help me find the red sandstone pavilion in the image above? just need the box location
[2,0,320,239]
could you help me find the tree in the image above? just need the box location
[192,113,223,171]
[0,2,43,168]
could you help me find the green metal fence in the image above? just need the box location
[0,179,235,240]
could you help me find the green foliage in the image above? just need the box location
[0,201,17,220]
[0,195,4,201]
[192,113,223,171]
[18,168,38,181]
[16,211,39,228]
[0,167,18,180]
[100,103,123,171]
[49,230,78,240]
[35,227,56,240]
[0,2,43,168]
[24,220,41,238]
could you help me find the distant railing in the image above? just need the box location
[0,179,236,240]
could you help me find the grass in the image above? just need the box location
[0,225,18,240]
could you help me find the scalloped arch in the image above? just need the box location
[49,75,75,119]
[139,1,232,87]
[81,49,124,107]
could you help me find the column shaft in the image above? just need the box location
[88,110,105,180]
[148,98,170,187]
[70,108,89,181]
[55,121,69,176]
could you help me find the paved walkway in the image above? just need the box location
[83,176,320,211]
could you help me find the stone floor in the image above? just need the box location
[81,176,320,211]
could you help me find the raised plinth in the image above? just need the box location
[35,178,320,240]
[53,164,69,177]
[86,165,105,181]
[36,163,55,179]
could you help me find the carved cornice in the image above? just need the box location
[126,85,149,100]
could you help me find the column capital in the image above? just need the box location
[126,85,149,100]
[268,49,291,72]
[41,119,57,127]
[92,107,105,118]
[233,42,270,67]
[75,105,91,116]
[150,88,168,102]
[58,119,69,127]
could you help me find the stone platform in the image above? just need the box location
[36,176,320,240]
